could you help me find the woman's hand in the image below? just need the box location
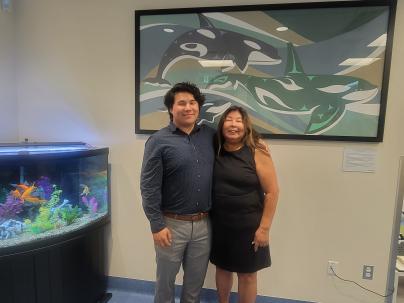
[253,226,270,252]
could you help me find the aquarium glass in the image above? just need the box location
[0,145,109,248]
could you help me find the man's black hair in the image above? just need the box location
[164,82,205,121]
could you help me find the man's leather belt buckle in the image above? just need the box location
[164,212,208,222]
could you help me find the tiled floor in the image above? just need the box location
[107,290,211,303]
[107,286,401,303]
[106,277,218,303]
[107,290,155,303]
[106,277,308,303]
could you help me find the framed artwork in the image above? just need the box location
[135,0,397,141]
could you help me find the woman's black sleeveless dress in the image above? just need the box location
[210,145,271,273]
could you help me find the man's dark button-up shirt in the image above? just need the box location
[140,122,215,233]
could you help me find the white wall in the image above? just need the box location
[0,5,17,141]
[13,0,404,302]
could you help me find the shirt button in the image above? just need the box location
[196,159,199,163]
[197,174,200,178]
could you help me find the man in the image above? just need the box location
[140,82,215,303]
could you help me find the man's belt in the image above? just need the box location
[164,212,209,222]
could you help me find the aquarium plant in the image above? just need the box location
[24,185,62,234]
[81,195,98,214]
[24,206,55,234]
[47,185,62,209]
[0,194,24,223]
[80,183,100,214]
[36,176,53,200]
[60,205,82,225]
[25,184,85,233]
[0,187,8,204]
[0,194,25,239]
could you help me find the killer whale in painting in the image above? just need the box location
[208,43,378,134]
[144,14,281,85]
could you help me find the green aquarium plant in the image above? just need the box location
[60,205,82,225]
[25,206,55,234]
[24,185,63,234]
[47,185,62,209]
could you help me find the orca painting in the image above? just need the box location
[135,2,395,141]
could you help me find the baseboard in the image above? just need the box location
[107,276,315,303]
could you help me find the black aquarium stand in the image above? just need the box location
[0,220,111,303]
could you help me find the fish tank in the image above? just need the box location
[0,142,110,253]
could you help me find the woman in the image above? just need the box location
[210,106,279,303]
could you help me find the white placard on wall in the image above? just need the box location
[343,147,377,172]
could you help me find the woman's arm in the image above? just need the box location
[253,147,280,251]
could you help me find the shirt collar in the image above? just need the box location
[169,121,201,134]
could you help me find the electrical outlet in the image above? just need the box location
[328,260,338,275]
[362,265,374,280]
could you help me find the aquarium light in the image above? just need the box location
[0,146,89,155]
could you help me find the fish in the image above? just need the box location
[80,184,90,196]
[144,14,281,85]
[16,184,29,191]
[208,43,378,134]
[23,196,47,204]
[11,189,22,199]
[11,183,46,204]
[21,185,36,199]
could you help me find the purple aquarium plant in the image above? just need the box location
[81,196,98,214]
[36,176,53,200]
[0,194,24,222]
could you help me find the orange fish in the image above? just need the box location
[22,185,46,204]
[21,185,36,199]
[24,196,47,203]
[16,184,29,191]
[11,189,22,199]
[12,184,46,204]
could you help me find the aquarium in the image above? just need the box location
[0,142,109,251]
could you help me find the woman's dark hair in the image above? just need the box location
[164,82,205,121]
[216,106,267,155]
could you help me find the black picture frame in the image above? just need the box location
[135,0,397,141]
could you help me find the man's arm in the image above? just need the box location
[140,137,172,247]
[140,137,167,235]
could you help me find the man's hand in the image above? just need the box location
[153,227,172,247]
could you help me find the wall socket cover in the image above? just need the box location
[362,265,374,280]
